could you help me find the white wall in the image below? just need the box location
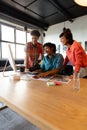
[44,15,87,57]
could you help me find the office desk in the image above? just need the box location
[0,76,87,130]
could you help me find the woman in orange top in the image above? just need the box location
[59,28,87,78]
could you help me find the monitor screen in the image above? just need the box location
[8,44,17,72]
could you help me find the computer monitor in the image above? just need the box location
[8,44,17,72]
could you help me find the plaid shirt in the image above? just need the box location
[25,42,43,67]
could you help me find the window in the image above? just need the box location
[1,25,14,42]
[27,32,32,42]
[0,23,32,59]
[85,41,87,51]
[16,29,26,44]
[1,42,15,58]
[16,44,25,59]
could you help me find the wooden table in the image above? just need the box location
[0,76,87,130]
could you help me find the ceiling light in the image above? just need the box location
[74,0,87,6]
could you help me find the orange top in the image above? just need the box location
[25,42,43,68]
[64,41,87,73]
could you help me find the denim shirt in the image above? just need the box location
[41,53,64,72]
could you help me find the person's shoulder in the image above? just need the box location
[73,41,82,48]
[73,41,81,45]
[37,42,43,48]
[27,41,32,44]
[37,42,43,45]
[55,53,64,60]
[56,53,63,57]
[26,41,33,46]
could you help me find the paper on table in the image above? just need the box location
[50,74,71,84]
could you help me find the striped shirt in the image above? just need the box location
[25,42,43,68]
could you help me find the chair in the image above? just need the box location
[60,65,73,76]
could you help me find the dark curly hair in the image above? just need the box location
[31,30,40,37]
[43,42,56,53]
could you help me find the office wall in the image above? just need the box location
[44,15,87,57]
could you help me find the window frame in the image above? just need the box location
[0,22,32,60]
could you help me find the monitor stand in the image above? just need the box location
[2,59,20,80]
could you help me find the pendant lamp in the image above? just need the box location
[74,0,87,6]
